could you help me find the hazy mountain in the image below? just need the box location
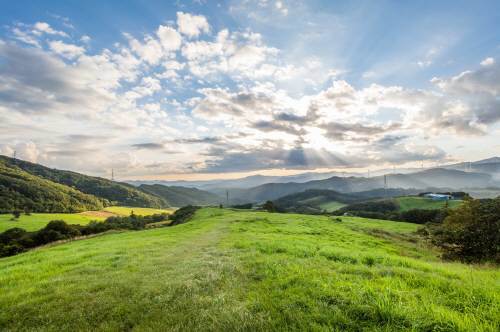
[229,168,495,203]
[127,171,353,191]
[138,184,222,207]
[443,157,500,178]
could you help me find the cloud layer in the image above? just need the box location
[1,10,499,178]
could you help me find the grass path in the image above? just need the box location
[0,208,498,331]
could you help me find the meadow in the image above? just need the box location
[0,207,175,232]
[319,200,346,212]
[395,197,462,212]
[0,208,498,331]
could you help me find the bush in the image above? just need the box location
[169,206,200,226]
[231,203,253,209]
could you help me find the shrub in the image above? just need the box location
[231,203,253,209]
[169,206,200,226]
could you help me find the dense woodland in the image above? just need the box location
[0,156,165,210]
[0,160,106,213]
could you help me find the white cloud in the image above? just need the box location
[49,40,85,59]
[126,33,164,65]
[176,12,210,38]
[156,25,182,51]
[480,57,495,66]
[33,22,68,37]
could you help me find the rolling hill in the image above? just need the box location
[0,155,165,209]
[138,184,222,207]
[0,208,498,330]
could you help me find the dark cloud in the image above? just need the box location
[0,42,112,115]
[252,120,306,136]
[131,142,165,150]
[320,122,401,141]
[174,136,222,144]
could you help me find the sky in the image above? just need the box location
[0,0,499,180]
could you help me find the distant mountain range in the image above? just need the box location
[128,157,500,195]
[224,168,497,203]
[2,154,499,213]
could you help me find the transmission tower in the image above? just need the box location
[111,169,114,181]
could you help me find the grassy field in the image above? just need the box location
[395,196,462,212]
[0,208,498,331]
[319,200,346,212]
[0,213,106,232]
[0,207,175,232]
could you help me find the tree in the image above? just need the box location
[263,201,276,213]
[12,210,21,219]
[426,197,500,263]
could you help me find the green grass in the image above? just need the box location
[395,197,462,212]
[0,208,498,331]
[0,213,106,232]
[103,206,176,216]
[319,200,346,212]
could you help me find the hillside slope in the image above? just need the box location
[139,184,222,207]
[0,208,498,331]
[0,156,165,208]
[0,159,105,213]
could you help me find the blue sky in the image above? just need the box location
[0,0,499,179]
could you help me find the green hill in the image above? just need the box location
[0,159,106,213]
[139,184,222,207]
[274,189,358,213]
[0,208,498,331]
[0,156,165,209]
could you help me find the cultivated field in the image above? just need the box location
[0,208,498,331]
[103,206,176,216]
[395,197,462,212]
[0,207,175,232]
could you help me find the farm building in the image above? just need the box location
[424,193,453,201]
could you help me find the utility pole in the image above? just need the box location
[384,174,388,197]
[226,190,229,206]
[111,169,114,181]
